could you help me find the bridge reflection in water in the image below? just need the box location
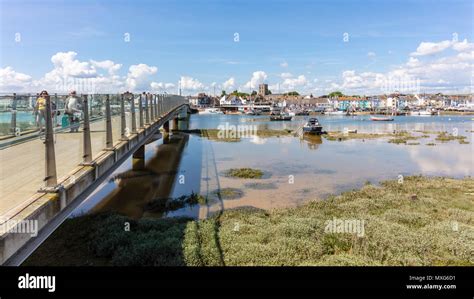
[88,118,211,221]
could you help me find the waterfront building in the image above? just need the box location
[258,84,268,96]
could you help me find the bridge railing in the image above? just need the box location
[0,93,187,216]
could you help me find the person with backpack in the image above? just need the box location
[64,90,82,132]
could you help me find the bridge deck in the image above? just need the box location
[0,116,122,217]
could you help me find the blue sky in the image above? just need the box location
[0,0,472,95]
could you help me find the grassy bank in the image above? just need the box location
[24,176,474,266]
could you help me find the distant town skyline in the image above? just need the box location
[0,0,472,95]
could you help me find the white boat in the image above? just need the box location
[410,110,435,116]
[198,108,223,114]
[325,110,346,115]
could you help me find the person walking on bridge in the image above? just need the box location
[65,90,82,132]
[34,90,49,133]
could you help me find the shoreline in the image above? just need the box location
[24,175,474,266]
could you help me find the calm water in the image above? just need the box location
[74,114,473,219]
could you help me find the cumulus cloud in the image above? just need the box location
[151,82,175,92]
[180,76,204,91]
[243,71,267,89]
[410,39,473,57]
[280,61,288,68]
[280,72,293,79]
[332,38,474,94]
[126,64,158,91]
[0,67,33,91]
[90,60,122,75]
[282,74,308,90]
[222,77,235,90]
[0,51,163,93]
[411,40,452,56]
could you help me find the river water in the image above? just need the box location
[74,114,473,220]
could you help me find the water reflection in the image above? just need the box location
[301,134,323,150]
[78,114,472,219]
[92,133,190,219]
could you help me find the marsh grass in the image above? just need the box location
[174,128,294,142]
[24,176,474,266]
[212,187,244,200]
[224,168,264,179]
[144,192,208,214]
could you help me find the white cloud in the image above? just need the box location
[222,77,235,90]
[49,51,97,78]
[280,72,293,79]
[90,60,122,75]
[367,51,376,58]
[280,61,289,68]
[180,76,204,91]
[126,63,158,91]
[151,82,175,92]
[411,40,452,56]
[282,75,307,90]
[0,67,33,91]
[243,71,267,89]
[452,39,473,52]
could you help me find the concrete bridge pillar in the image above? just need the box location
[163,120,170,133]
[132,144,145,170]
[172,117,179,130]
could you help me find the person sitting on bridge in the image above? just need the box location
[64,90,82,132]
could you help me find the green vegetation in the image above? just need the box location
[284,91,300,96]
[213,188,244,200]
[328,91,344,97]
[230,90,249,98]
[323,131,390,141]
[435,132,468,144]
[224,168,264,179]
[173,128,295,142]
[244,182,278,190]
[25,176,474,266]
[144,193,207,214]
[426,143,436,146]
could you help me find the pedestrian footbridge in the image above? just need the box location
[0,93,190,265]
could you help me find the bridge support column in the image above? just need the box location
[81,94,93,165]
[10,93,17,136]
[145,93,150,125]
[130,93,137,133]
[43,94,57,188]
[150,94,155,121]
[138,93,144,128]
[163,120,170,133]
[172,117,179,130]
[132,144,145,170]
[153,94,158,120]
[105,94,114,150]
[120,93,128,140]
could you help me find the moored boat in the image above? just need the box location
[198,108,223,114]
[270,112,292,121]
[371,116,394,121]
[410,109,436,116]
[303,118,323,134]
